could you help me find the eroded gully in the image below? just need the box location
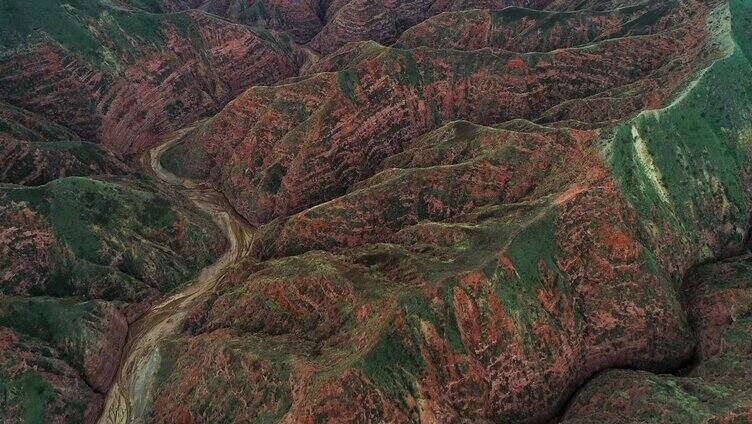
[97,123,255,424]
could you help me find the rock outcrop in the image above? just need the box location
[0,139,130,185]
[118,0,325,43]
[169,0,710,227]
[2,0,751,422]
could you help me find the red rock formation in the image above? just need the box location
[119,0,325,42]
[0,8,301,156]
[0,175,226,421]
[2,0,751,422]
[560,254,752,422]
[179,3,708,227]
[0,327,104,424]
[146,1,752,422]
[398,0,701,52]
[0,138,130,185]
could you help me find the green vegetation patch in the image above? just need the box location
[337,68,359,104]
[0,372,57,424]
[607,1,752,263]
[0,296,119,378]
[1,175,222,298]
[161,134,212,181]
[0,0,194,71]
[4,176,174,260]
[362,328,424,403]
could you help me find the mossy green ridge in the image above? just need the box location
[0,100,81,143]
[607,0,752,276]
[0,297,124,388]
[0,0,184,72]
[0,327,94,424]
[149,333,294,423]
[0,139,130,185]
[0,175,225,300]
[0,174,226,421]
[0,0,292,74]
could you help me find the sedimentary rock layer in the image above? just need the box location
[0,1,302,156]
[146,0,752,422]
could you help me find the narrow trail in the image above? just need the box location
[98,123,255,423]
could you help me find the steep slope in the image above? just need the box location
[135,0,752,422]
[165,0,710,227]
[397,0,698,52]
[1,0,750,422]
[0,100,81,143]
[561,254,752,423]
[118,0,687,56]
[309,0,674,55]
[0,0,302,156]
[556,7,752,419]
[0,140,130,186]
[0,100,130,185]
[116,0,325,43]
[0,175,226,422]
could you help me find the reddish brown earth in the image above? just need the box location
[0,138,130,186]
[0,4,303,157]
[120,0,670,56]
[144,0,752,422]
[2,0,752,422]
[0,100,129,185]
[117,0,325,43]
[171,0,709,227]
[560,254,752,422]
[0,173,226,422]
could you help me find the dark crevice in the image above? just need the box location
[315,0,328,26]
[549,237,752,422]
[548,353,699,423]
[548,331,697,422]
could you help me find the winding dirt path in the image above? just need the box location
[98,124,255,423]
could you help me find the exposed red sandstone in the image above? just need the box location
[560,254,752,422]
[0,137,130,185]
[145,0,752,421]
[119,0,324,42]
[0,10,301,157]
[178,4,708,227]
[2,0,751,422]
